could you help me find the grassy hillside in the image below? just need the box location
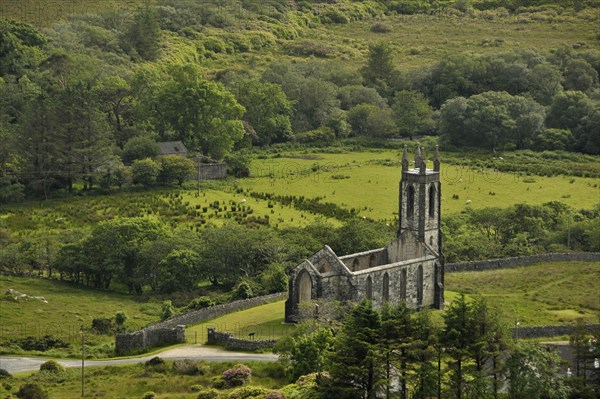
[0,275,161,355]
[304,10,600,70]
[446,261,600,326]
[0,0,150,26]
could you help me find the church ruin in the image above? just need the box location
[285,146,444,322]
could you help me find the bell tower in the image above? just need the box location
[399,145,442,255]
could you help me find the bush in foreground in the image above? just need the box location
[39,360,64,373]
[16,383,48,399]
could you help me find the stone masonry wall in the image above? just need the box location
[206,328,275,351]
[116,325,185,355]
[199,163,227,180]
[446,252,600,273]
[115,293,285,354]
[512,324,600,339]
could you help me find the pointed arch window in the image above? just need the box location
[298,271,312,303]
[417,265,424,305]
[369,253,376,268]
[407,185,415,220]
[429,185,436,218]
[382,273,390,303]
[366,276,373,300]
[400,269,407,301]
[352,258,359,272]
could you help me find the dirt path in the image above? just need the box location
[0,345,278,374]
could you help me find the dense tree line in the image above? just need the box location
[276,297,600,399]
[22,218,393,295]
[1,0,599,201]
[3,200,597,297]
[443,201,600,262]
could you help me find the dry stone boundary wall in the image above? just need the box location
[207,329,276,351]
[446,252,600,273]
[115,292,286,355]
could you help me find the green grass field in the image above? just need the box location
[245,149,600,222]
[186,300,293,343]
[0,275,161,355]
[446,261,600,326]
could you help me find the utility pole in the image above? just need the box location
[80,326,85,397]
[197,153,203,196]
[567,209,571,249]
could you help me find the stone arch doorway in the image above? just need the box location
[297,271,312,303]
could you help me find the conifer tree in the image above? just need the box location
[328,299,382,399]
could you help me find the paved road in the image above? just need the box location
[0,345,278,374]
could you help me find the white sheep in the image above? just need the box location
[466,199,472,205]
[240,199,246,204]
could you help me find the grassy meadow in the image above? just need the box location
[446,261,600,326]
[0,275,162,356]
[186,300,293,343]
[244,149,600,222]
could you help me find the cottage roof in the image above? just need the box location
[157,141,188,156]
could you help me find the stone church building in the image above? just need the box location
[285,146,444,322]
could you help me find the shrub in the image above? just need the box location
[172,359,201,375]
[211,375,227,389]
[131,158,161,187]
[191,384,203,392]
[187,296,215,310]
[92,318,114,334]
[145,357,165,367]
[283,41,337,58]
[265,391,286,399]
[158,155,195,186]
[222,364,252,387]
[231,282,253,300]
[115,311,128,327]
[16,383,48,399]
[370,22,391,33]
[123,136,159,164]
[0,368,11,378]
[10,335,70,352]
[161,300,176,320]
[197,388,220,399]
[39,360,64,373]
[142,392,156,399]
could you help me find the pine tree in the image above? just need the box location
[380,303,413,399]
[328,300,382,399]
[442,293,475,399]
[411,309,439,399]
